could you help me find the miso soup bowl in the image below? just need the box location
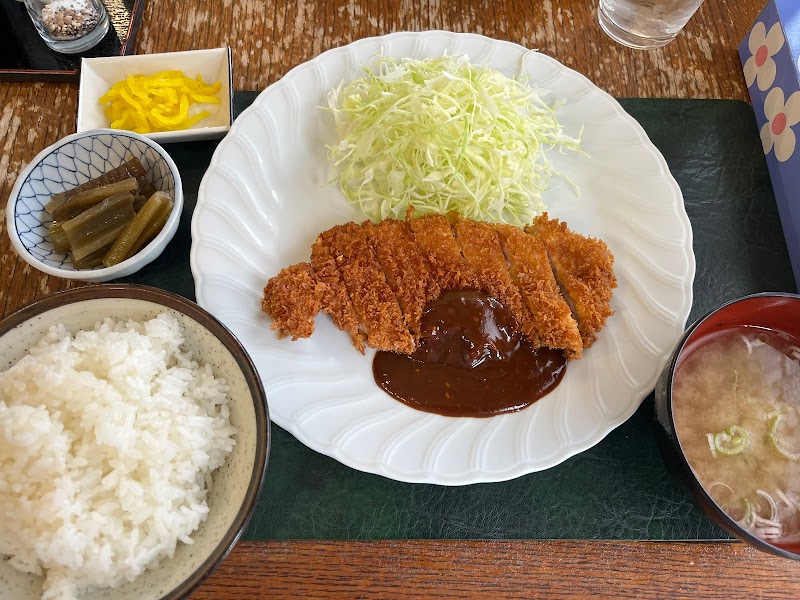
[654,292,800,560]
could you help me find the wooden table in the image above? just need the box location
[2,1,798,598]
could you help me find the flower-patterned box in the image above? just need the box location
[739,0,800,289]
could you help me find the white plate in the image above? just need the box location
[191,31,694,485]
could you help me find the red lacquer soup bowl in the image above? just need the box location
[655,292,800,559]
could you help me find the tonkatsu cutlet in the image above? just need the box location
[451,216,538,342]
[408,214,477,292]
[494,224,584,359]
[261,214,615,359]
[526,213,616,348]
[311,231,365,352]
[326,223,415,354]
[365,219,440,338]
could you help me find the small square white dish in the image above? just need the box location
[78,48,233,143]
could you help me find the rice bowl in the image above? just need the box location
[0,285,269,600]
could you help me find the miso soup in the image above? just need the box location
[673,326,800,549]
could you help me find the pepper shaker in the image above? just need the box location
[23,0,110,54]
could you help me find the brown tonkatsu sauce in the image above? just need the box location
[373,291,567,417]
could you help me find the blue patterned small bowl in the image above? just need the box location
[6,130,183,281]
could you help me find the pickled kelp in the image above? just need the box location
[103,191,173,267]
[45,161,174,269]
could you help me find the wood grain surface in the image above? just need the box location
[1,1,793,598]
[0,0,766,313]
[191,540,800,599]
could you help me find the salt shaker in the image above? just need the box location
[23,0,110,54]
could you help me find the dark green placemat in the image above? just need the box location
[121,94,795,541]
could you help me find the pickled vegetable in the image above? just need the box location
[62,193,135,260]
[133,194,148,212]
[71,220,133,268]
[72,243,114,269]
[46,158,152,214]
[43,158,175,269]
[51,178,138,222]
[127,196,174,257]
[48,222,69,252]
[100,71,221,134]
[102,191,171,267]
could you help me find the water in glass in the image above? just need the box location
[598,0,706,49]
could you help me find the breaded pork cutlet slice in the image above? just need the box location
[311,231,366,353]
[494,225,583,359]
[327,223,415,354]
[364,219,440,338]
[451,216,538,339]
[261,263,325,340]
[408,214,476,292]
[526,213,616,348]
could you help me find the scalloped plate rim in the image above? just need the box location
[191,31,695,485]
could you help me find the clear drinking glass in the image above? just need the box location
[598,0,706,49]
[23,0,110,54]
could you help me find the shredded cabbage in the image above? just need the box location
[325,55,581,224]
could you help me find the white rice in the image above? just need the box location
[0,313,237,600]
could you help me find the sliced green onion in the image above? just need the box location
[707,482,736,508]
[741,335,766,355]
[756,489,779,521]
[776,489,798,512]
[325,55,581,224]
[706,433,718,457]
[713,425,749,456]
[738,497,754,528]
[769,415,800,460]
[753,513,782,530]
[708,481,736,496]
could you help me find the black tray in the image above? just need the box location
[0,0,145,82]
[121,94,796,541]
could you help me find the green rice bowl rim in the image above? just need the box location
[0,284,270,600]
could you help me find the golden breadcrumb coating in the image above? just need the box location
[261,214,615,359]
[527,213,616,348]
[327,222,415,354]
[365,219,440,338]
[451,216,538,341]
[494,224,584,359]
[311,230,366,353]
[408,214,477,292]
[261,262,324,340]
